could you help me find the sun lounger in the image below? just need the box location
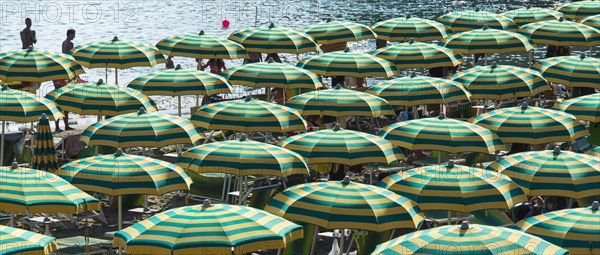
[56,236,113,255]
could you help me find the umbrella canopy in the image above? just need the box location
[302,19,375,44]
[45,80,157,116]
[379,114,506,154]
[177,135,308,177]
[451,63,551,101]
[296,48,398,78]
[285,85,395,117]
[0,85,63,122]
[0,47,84,82]
[366,74,470,106]
[0,163,100,214]
[156,31,248,59]
[469,102,588,144]
[518,18,600,47]
[441,26,536,54]
[554,93,600,122]
[556,0,600,20]
[0,225,58,255]
[280,124,404,165]
[503,7,563,27]
[228,23,318,54]
[372,222,568,255]
[514,201,600,255]
[32,114,58,173]
[487,146,600,199]
[190,96,307,133]
[532,54,600,89]
[127,65,232,96]
[372,39,463,69]
[438,9,518,33]
[113,200,303,255]
[220,60,323,89]
[371,16,448,42]
[580,14,600,28]
[265,177,424,231]
[70,36,165,69]
[588,147,600,158]
[81,107,204,148]
[378,162,527,212]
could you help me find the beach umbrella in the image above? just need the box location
[438,9,518,33]
[190,96,307,133]
[57,148,191,229]
[0,47,84,82]
[127,65,232,116]
[156,30,248,59]
[378,162,527,213]
[580,14,600,28]
[297,48,398,78]
[379,114,506,155]
[31,114,58,173]
[518,18,600,47]
[81,107,204,149]
[503,7,563,27]
[46,79,157,118]
[366,74,470,107]
[70,36,165,84]
[372,221,568,255]
[450,63,551,101]
[532,54,600,89]
[554,93,600,122]
[371,15,448,42]
[556,0,600,20]
[514,201,600,255]
[113,200,303,255]
[486,146,600,199]
[588,147,600,157]
[220,60,324,90]
[280,124,404,166]
[228,23,318,54]
[0,225,58,255]
[371,39,463,69]
[441,26,536,55]
[469,102,588,144]
[0,162,100,214]
[302,19,376,44]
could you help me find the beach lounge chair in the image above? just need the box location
[56,236,113,255]
[246,183,281,210]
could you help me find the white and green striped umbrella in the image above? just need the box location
[556,0,600,20]
[371,15,448,42]
[588,147,600,158]
[297,48,398,78]
[441,26,536,54]
[554,93,600,122]
[532,54,600,89]
[0,47,84,82]
[228,23,318,54]
[128,65,232,96]
[372,39,463,69]
[220,60,323,89]
[156,31,248,59]
[503,7,563,27]
[71,36,165,69]
[0,225,58,255]
[518,18,600,47]
[302,19,375,44]
[0,85,63,122]
[580,14,600,28]
[438,9,518,33]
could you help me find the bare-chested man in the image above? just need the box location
[20,18,37,49]
[53,29,76,131]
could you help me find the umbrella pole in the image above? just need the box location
[115,68,118,85]
[238,175,243,205]
[438,152,441,164]
[178,96,182,117]
[339,229,345,255]
[1,120,4,166]
[309,226,319,255]
[483,53,487,66]
[9,213,13,227]
[105,67,108,83]
[448,211,452,225]
[118,195,123,255]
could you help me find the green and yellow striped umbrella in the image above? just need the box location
[469,102,589,144]
[487,146,600,199]
[220,60,323,89]
[378,162,527,212]
[580,14,600,28]
[280,124,404,165]
[0,47,84,82]
[228,23,318,54]
[296,48,398,78]
[441,26,536,54]
[302,19,376,44]
[177,135,308,177]
[588,147,600,158]
[285,85,395,117]
[45,80,157,116]
[0,225,58,255]
[503,7,563,27]
[438,9,518,33]
[518,18,600,47]
[71,36,165,69]
[451,63,551,101]
[191,96,307,133]
[514,201,600,255]
[113,200,303,255]
[128,65,232,96]
[32,114,58,173]
[554,93,600,122]
[371,16,448,42]
[0,85,63,122]
[532,54,600,89]
[373,222,568,255]
[0,163,100,214]
[265,177,424,231]
[379,114,506,154]
[371,39,463,69]
[156,31,248,59]
[556,0,600,20]
[366,74,470,106]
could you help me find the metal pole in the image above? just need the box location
[115,68,119,85]
[1,120,5,166]
[178,96,182,117]
[309,226,319,255]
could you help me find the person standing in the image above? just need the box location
[53,29,76,131]
[20,18,37,49]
